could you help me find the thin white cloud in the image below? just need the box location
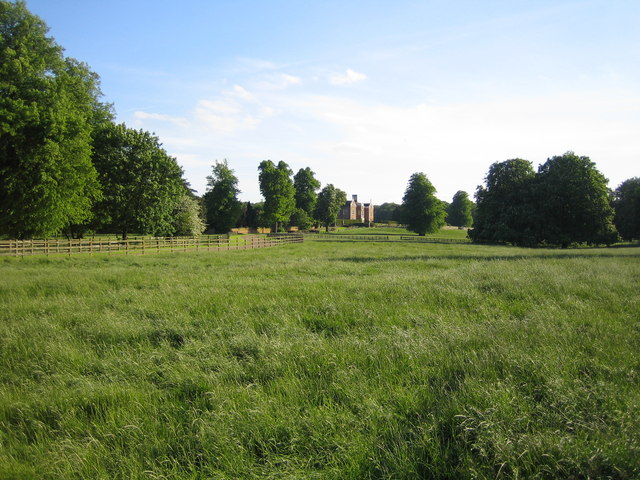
[329,69,368,85]
[194,100,259,134]
[253,73,303,90]
[228,85,255,101]
[132,111,190,128]
[234,57,280,73]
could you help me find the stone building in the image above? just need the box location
[338,195,374,223]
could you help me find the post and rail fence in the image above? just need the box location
[0,234,304,258]
[304,233,470,244]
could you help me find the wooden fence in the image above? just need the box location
[305,233,470,244]
[0,234,304,258]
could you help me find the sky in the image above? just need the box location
[25,0,640,204]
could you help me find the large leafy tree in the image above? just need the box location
[315,184,346,232]
[537,152,618,247]
[446,190,474,227]
[613,177,640,241]
[293,167,321,216]
[92,122,185,239]
[203,160,242,234]
[258,160,295,232]
[0,1,103,238]
[400,172,446,236]
[469,159,538,245]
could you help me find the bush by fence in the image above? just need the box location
[0,234,304,257]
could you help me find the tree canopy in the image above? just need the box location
[315,184,346,232]
[400,173,446,236]
[446,191,474,227]
[293,167,321,216]
[91,122,185,239]
[613,177,640,241]
[0,1,104,238]
[258,160,296,232]
[470,153,619,247]
[204,160,242,234]
[468,159,538,245]
[536,152,617,247]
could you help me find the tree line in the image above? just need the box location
[2,2,638,244]
[398,154,639,246]
[205,160,346,234]
[0,2,351,239]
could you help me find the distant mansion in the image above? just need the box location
[338,195,374,223]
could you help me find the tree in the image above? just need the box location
[91,122,185,239]
[203,160,242,234]
[293,167,321,216]
[374,202,401,223]
[446,191,474,227]
[537,152,618,247]
[315,184,346,232]
[613,177,640,241]
[0,1,103,238]
[258,160,295,232]
[468,159,538,245]
[172,195,206,236]
[400,173,446,236]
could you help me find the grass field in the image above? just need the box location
[1,241,639,479]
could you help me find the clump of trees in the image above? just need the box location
[469,152,619,247]
[0,1,201,239]
[1,2,102,238]
[374,203,401,223]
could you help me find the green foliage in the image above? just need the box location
[204,160,242,234]
[0,1,103,238]
[446,190,474,227]
[91,122,185,239]
[537,152,618,247]
[293,167,321,216]
[613,177,640,241]
[290,207,314,231]
[315,184,347,231]
[1,243,639,478]
[400,172,446,235]
[245,202,268,229]
[172,195,206,236]
[258,160,296,231]
[374,202,401,223]
[469,159,538,245]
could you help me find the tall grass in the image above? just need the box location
[1,242,638,478]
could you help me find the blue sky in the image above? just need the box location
[26,0,640,203]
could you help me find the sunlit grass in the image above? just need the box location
[1,242,638,478]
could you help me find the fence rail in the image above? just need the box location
[0,234,304,258]
[305,233,470,244]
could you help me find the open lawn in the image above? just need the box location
[1,242,639,479]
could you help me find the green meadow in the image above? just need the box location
[1,241,639,479]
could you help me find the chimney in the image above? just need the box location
[352,194,358,202]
